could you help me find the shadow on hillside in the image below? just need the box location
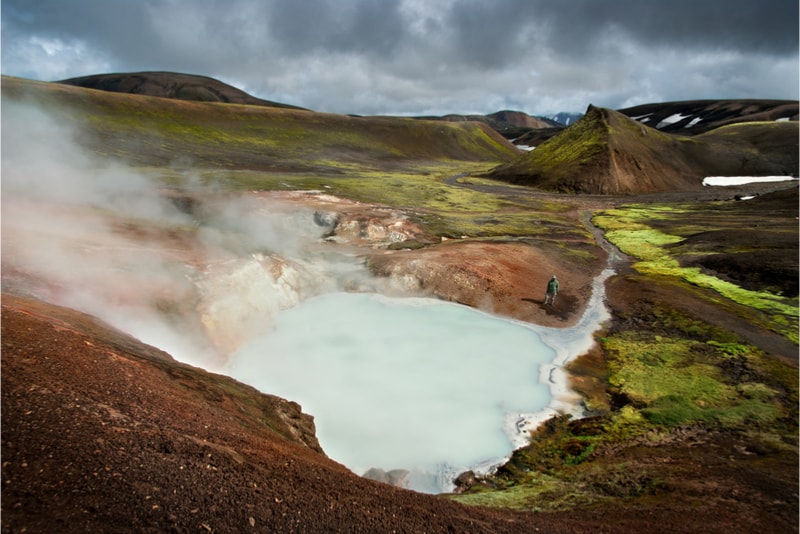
[522,293,577,320]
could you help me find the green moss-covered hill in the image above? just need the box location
[489,105,798,194]
[2,76,518,174]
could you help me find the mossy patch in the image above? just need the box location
[602,330,787,429]
[450,471,602,511]
[593,205,798,343]
[450,454,665,512]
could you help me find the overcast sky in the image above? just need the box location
[2,0,798,116]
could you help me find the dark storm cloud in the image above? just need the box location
[263,0,407,56]
[443,0,798,65]
[2,0,153,62]
[521,0,798,54]
[2,0,797,115]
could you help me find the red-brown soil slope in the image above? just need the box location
[487,110,559,129]
[412,109,559,139]
[2,293,631,533]
[368,239,604,327]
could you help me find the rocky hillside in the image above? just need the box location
[509,127,564,147]
[57,71,562,140]
[58,71,306,110]
[489,104,799,194]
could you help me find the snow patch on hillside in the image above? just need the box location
[703,176,797,186]
[656,113,691,129]
[684,116,703,128]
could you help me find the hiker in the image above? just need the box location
[544,274,559,305]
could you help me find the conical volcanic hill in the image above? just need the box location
[489,105,798,194]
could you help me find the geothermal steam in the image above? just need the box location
[2,99,365,369]
[2,97,609,494]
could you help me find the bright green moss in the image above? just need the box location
[594,206,799,343]
[601,405,650,440]
[526,116,606,173]
[706,340,753,356]
[605,335,730,403]
[737,382,780,401]
[449,472,599,511]
[602,331,785,429]
[449,458,666,511]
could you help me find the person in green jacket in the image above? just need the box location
[544,274,559,305]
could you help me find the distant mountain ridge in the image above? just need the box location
[544,112,584,126]
[411,109,560,139]
[509,100,799,150]
[50,72,799,196]
[56,72,798,132]
[489,104,799,194]
[58,71,306,110]
[618,99,798,135]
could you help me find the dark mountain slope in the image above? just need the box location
[486,110,560,130]
[58,71,306,110]
[671,187,799,297]
[619,99,798,135]
[488,105,798,194]
[690,121,800,177]
[511,127,565,148]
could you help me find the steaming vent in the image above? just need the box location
[2,99,612,495]
[194,254,325,355]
